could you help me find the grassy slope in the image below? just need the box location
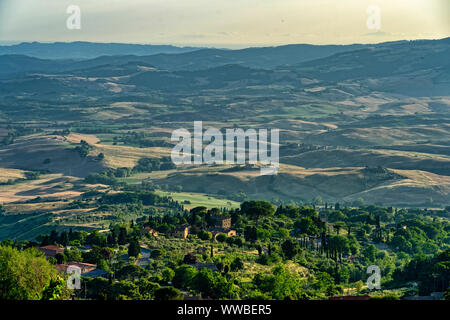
[155,190,240,210]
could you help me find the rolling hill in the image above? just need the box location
[0,37,448,214]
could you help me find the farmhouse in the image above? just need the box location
[55,261,97,274]
[141,226,159,238]
[207,215,236,239]
[208,228,237,239]
[211,215,232,229]
[169,224,191,239]
[38,245,64,258]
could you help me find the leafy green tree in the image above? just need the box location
[241,201,275,224]
[116,265,148,280]
[128,238,141,258]
[281,239,300,260]
[312,272,342,297]
[75,140,92,158]
[294,217,319,236]
[49,230,59,244]
[253,266,307,299]
[41,276,70,300]
[0,246,60,300]
[86,230,107,247]
[216,233,228,243]
[135,279,160,299]
[82,277,111,300]
[244,226,257,242]
[83,246,112,265]
[198,230,212,241]
[326,235,350,262]
[355,280,364,292]
[173,265,197,289]
[348,234,360,255]
[328,210,347,223]
[154,287,184,300]
[234,237,244,247]
[107,232,117,247]
[118,227,128,245]
[64,247,82,262]
[231,257,244,271]
[298,206,318,218]
[162,268,175,283]
[336,265,350,284]
[151,249,164,259]
[362,244,377,263]
[55,252,67,264]
[192,268,216,297]
[60,231,69,247]
[256,228,271,241]
[112,280,142,300]
[444,287,450,301]
[213,273,238,299]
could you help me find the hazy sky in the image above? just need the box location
[0,0,448,48]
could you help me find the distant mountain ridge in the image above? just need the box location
[0,41,202,59]
[1,37,449,96]
[0,38,449,89]
[0,41,386,70]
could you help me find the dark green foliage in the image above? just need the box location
[74,140,92,158]
[162,268,175,283]
[244,226,257,242]
[154,287,183,300]
[1,196,448,301]
[230,257,244,271]
[198,230,212,241]
[128,238,141,258]
[253,266,307,300]
[392,250,450,295]
[100,191,164,206]
[41,277,68,300]
[115,132,173,149]
[0,246,60,300]
[133,157,175,173]
[118,227,128,245]
[241,201,275,222]
[216,233,227,243]
[281,239,300,260]
[172,265,197,289]
[116,265,148,280]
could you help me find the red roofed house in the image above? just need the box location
[39,245,65,258]
[55,261,97,274]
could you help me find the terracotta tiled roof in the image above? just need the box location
[67,261,97,268]
[55,261,97,273]
[40,245,63,250]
